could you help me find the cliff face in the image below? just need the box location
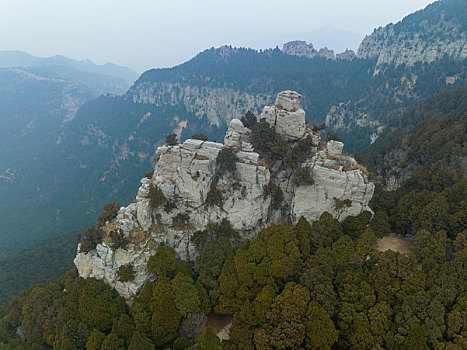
[130,81,272,127]
[74,91,374,300]
[357,0,467,69]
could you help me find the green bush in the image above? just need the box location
[251,119,291,162]
[205,181,223,207]
[118,264,136,282]
[164,200,177,213]
[109,229,129,250]
[97,202,120,228]
[147,184,167,208]
[165,133,178,146]
[334,198,352,210]
[263,183,284,210]
[173,213,190,227]
[241,110,257,129]
[79,227,103,253]
[216,147,238,177]
[294,167,315,185]
[191,133,208,141]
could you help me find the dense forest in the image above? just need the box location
[1,85,466,348]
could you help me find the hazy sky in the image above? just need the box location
[1,0,435,73]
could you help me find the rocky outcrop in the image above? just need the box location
[74,90,374,301]
[282,41,337,60]
[260,90,306,141]
[336,49,356,61]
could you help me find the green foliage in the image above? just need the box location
[205,181,223,207]
[147,245,177,278]
[191,133,208,141]
[311,212,344,249]
[326,131,340,142]
[334,197,352,211]
[216,147,238,177]
[173,213,190,227]
[147,183,167,208]
[196,326,222,350]
[165,133,179,146]
[164,200,177,213]
[86,328,106,350]
[108,229,129,250]
[240,110,257,130]
[294,167,315,185]
[128,332,155,350]
[79,227,103,253]
[263,183,284,210]
[251,119,290,162]
[171,273,201,317]
[0,232,77,307]
[118,264,136,282]
[97,202,120,228]
[370,211,392,238]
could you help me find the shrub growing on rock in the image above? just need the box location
[263,183,284,210]
[191,133,208,141]
[97,202,120,228]
[165,133,178,146]
[241,110,257,129]
[109,229,129,250]
[173,213,190,227]
[118,264,136,282]
[216,147,238,177]
[147,184,167,208]
[205,181,223,207]
[251,119,290,162]
[78,227,103,253]
[294,167,315,186]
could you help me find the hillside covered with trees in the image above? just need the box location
[1,82,466,347]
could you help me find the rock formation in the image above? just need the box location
[74,90,374,301]
[281,41,337,60]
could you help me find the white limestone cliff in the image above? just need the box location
[74,90,374,301]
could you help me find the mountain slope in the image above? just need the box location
[359,85,467,189]
[357,0,467,68]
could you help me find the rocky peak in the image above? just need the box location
[74,90,374,301]
[282,41,337,60]
[260,90,306,141]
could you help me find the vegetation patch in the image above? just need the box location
[147,183,167,208]
[191,133,208,141]
[334,197,352,210]
[165,133,178,146]
[294,167,315,185]
[164,200,177,213]
[172,213,190,228]
[240,110,257,129]
[263,182,284,210]
[205,181,223,207]
[118,264,136,282]
[108,229,130,250]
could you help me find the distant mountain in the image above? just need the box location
[1,0,466,257]
[0,50,138,82]
[250,24,364,53]
[0,54,138,256]
[357,0,467,68]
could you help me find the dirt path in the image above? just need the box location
[377,233,413,254]
[205,313,233,340]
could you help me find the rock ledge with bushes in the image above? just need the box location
[74,90,374,300]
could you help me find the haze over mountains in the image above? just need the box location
[0,0,465,258]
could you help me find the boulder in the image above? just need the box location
[327,140,344,156]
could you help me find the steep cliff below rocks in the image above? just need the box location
[74,91,374,300]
